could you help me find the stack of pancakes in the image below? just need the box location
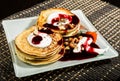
[37,8,80,37]
[15,8,81,65]
[15,26,64,65]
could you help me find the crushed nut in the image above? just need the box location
[64,38,69,42]
[69,38,73,41]
[78,36,83,40]
[65,46,70,50]
[74,38,79,43]
[64,42,69,45]
[70,42,76,48]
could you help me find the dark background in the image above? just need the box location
[0,0,119,20]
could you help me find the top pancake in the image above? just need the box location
[37,8,74,28]
[15,26,63,57]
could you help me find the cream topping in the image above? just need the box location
[73,37,109,54]
[73,37,89,53]
[27,32,52,48]
[47,12,71,29]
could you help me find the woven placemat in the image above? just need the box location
[0,0,120,81]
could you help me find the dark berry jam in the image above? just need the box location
[64,24,72,30]
[43,23,59,30]
[59,14,72,21]
[59,34,99,61]
[59,48,64,55]
[52,14,72,24]
[58,39,63,45]
[71,15,79,25]
[51,17,59,24]
[32,35,42,44]
[90,42,99,48]
[39,28,53,34]
[44,14,79,31]
[60,43,99,61]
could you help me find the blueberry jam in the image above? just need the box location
[32,35,42,44]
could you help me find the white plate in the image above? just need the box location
[2,10,118,77]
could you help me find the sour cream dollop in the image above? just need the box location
[27,32,52,48]
[47,12,72,26]
[73,37,109,54]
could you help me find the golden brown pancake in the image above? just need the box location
[14,44,63,60]
[15,26,63,58]
[16,46,65,65]
[37,8,73,28]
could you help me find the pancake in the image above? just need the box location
[14,44,63,60]
[37,8,81,37]
[16,47,65,65]
[15,26,63,58]
[37,8,73,28]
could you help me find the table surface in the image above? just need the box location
[0,0,120,81]
[0,0,119,20]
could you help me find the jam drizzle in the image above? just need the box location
[60,43,99,61]
[51,14,72,24]
[58,39,63,45]
[59,48,64,55]
[38,28,54,34]
[71,15,80,25]
[43,23,59,30]
[60,34,99,61]
[43,14,80,30]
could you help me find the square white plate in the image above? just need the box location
[2,10,118,77]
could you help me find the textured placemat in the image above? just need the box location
[0,0,120,81]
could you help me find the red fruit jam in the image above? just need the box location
[51,14,72,24]
[32,35,42,44]
[60,43,99,61]
[60,34,99,61]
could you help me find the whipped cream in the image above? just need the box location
[73,37,92,53]
[47,12,71,27]
[27,32,52,48]
[73,37,108,54]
